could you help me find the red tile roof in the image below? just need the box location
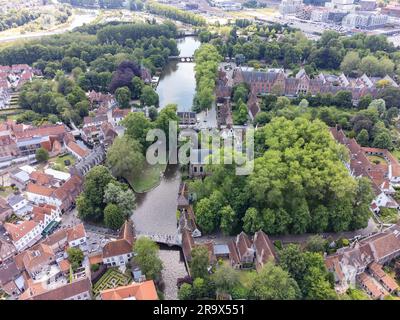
[4,221,38,242]
[100,281,158,300]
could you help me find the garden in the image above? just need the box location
[92,268,132,296]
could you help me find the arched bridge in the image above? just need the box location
[136,230,182,247]
[168,56,195,63]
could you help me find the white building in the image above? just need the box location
[25,183,62,208]
[342,13,389,29]
[4,220,42,252]
[279,0,303,15]
[310,9,330,22]
[325,0,356,12]
[102,221,134,267]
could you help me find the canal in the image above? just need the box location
[156,36,201,111]
[131,36,200,299]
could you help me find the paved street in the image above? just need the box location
[196,102,217,130]
[59,208,117,254]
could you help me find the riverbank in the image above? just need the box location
[128,162,167,194]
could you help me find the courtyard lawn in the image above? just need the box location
[379,208,399,224]
[0,186,14,198]
[393,150,400,162]
[127,162,167,193]
[50,154,76,172]
[92,268,132,297]
[367,155,387,166]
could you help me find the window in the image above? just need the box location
[193,167,197,173]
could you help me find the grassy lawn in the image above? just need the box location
[49,154,76,172]
[392,150,400,161]
[92,268,132,297]
[379,208,399,224]
[0,186,14,199]
[127,162,167,193]
[367,155,387,166]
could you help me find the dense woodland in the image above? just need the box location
[0,10,40,32]
[207,23,399,77]
[146,2,206,26]
[0,22,178,125]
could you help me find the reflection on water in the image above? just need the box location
[156,36,201,112]
[131,37,200,299]
[132,165,181,235]
[177,36,201,57]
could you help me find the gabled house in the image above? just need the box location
[100,280,158,300]
[228,232,255,269]
[253,230,277,271]
[325,223,400,294]
[4,220,42,252]
[102,220,135,267]
[20,276,91,300]
[41,223,87,252]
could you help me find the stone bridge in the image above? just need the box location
[136,230,182,247]
[168,56,194,63]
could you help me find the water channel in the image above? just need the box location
[156,36,200,111]
[131,36,201,299]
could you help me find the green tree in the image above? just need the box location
[115,86,131,108]
[35,147,49,163]
[305,235,327,253]
[131,76,144,99]
[233,99,248,125]
[106,136,145,180]
[133,237,163,281]
[122,112,153,147]
[356,129,369,146]
[178,283,194,300]
[67,247,84,272]
[104,203,125,230]
[103,182,136,218]
[340,51,360,75]
[212,264,240,294]
[140,85,159,107]
[190,246,209,280]
[249,262,301,300]
[220,205,237,235]
[373,131,393,150]
[243,207,263,233]
[77,165,115,222]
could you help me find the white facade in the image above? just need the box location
[103,252,133,267]
[9,197,28,212]
[26,192,62,208]
[325,0,355,12]
[342,13,389,28]
[69,236,87,248]
[12,224,42,252]
[310,10,330,22]
[279,0,303,15]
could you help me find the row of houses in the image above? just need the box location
[330,126,400,212]
[0,64,39,109]
[325,223,400,298]
[0,121,91,167]
[0,219,158,300]
[178,182,277,274]
[81,103,130,147]
[229,66,399,119]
